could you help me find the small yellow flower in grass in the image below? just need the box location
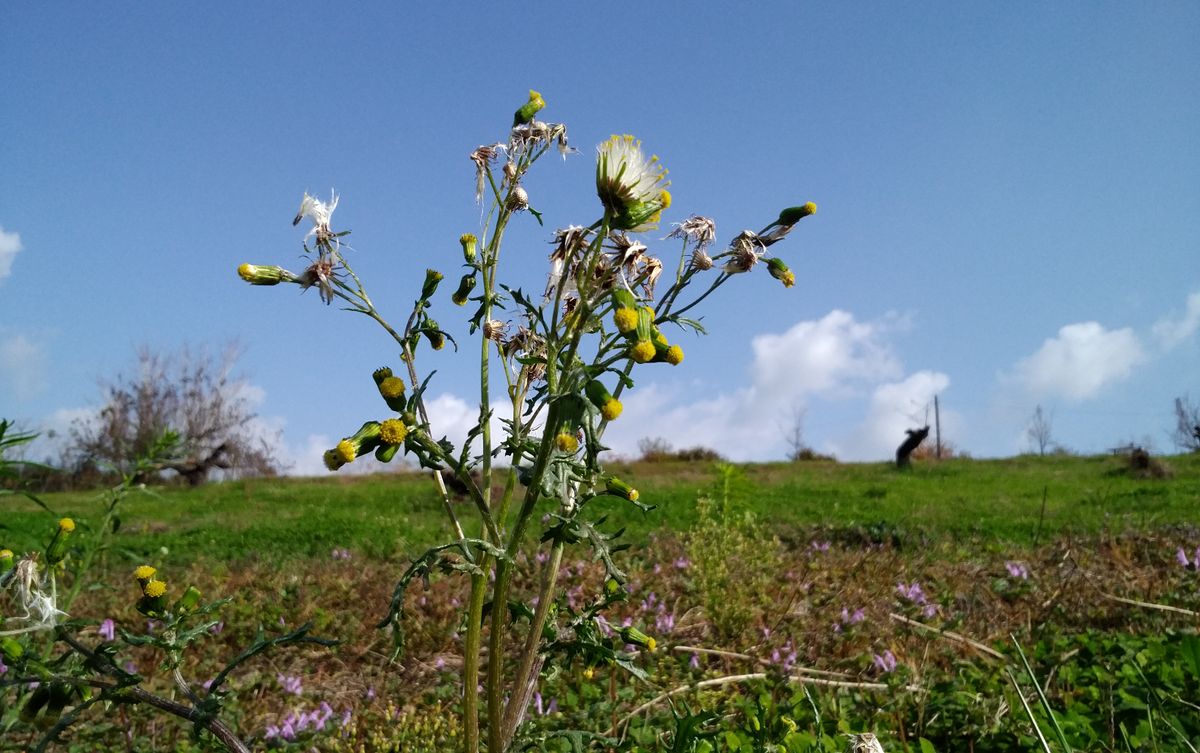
[47,519,75,563]
[555,431,579,454]
[582,666,595,680]
[459,233,478,265]
[380,418,409,445]
[134,565,157,582]
[58,518,75,533]
[630,340,656,363]
[143,580,167,599]
[613,308,638,334]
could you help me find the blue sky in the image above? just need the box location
[2,3,1198,472]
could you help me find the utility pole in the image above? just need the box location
[934,395,942,459]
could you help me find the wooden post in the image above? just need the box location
[934,395,942,459]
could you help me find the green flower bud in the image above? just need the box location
[766,257,795,288]
[585,381,623,421]
[237,263,295,286]
[451,273,477,306]
[175,585,202,613]
[375,443,401,463]
[611,288,637,311]
[777,202,817,226]
[605,477,639,502]
[372,366,394,386]
[421,269,444,300]
[339,421,383,463]
[459,233,478,264]
[0,548,13,576]
[423,320,446,351]
[513,89,546,127]
[618,625,657,652]
[46,518,75,565]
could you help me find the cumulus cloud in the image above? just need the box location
[1009,322,1145,400]
[1152,291,1200,350]
[0,225,22,280]
[828,371,953,461]
[0,333,48,401]
[602,310,941,462]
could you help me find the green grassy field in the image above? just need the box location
[5,452,1198,566]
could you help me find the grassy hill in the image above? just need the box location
[5,452,1197,567]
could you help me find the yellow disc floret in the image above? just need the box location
[555,432,580,453]
[647,637,657,652]
[664,345,684,365]
[379,376,406,399]
[143,580,167,598]
[631,340,656,363]
[380,419,409,445]
[335,439,357,463]
[613,308,638,334]
[134,565,157,581]
[601,398,623,421]
[58,518,75,533]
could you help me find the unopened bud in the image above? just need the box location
[618,625,657,651]
[766,257,795,288]
[459,233,478,264]
[451,273,477,306]
[421,269,444,300]
[237,263,295,286]
[605,478,639,502]
[175,585,202,613]
[513,89,546,127]
[777,202,817,226]
[47,518,75,564]
[423,320,446,351]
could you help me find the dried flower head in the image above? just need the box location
[668,215,717,249]
[690,248,713,271]
[507,185,530,212]
[722,230,763,274]
[641,257,664,298]
[297,257,339,304]
[846,733,885,753]
[293,190,339,247]
[608,233,648,272]
[483,319,509,342]
[469,143,506,203]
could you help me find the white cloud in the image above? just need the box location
[1009,322,1145,400]
[749,309,905,400]
[601,310,941,462]
[828,370,953,461]
[1152,291,1200,350]
[0,225,22,280]
[0,333,48,401]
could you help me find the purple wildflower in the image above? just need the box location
[209,621,224,635]
[873,650,898,673]
[99,618,116,642]
[0,658,7,676]
[1005,561,1030,580]
[689,653,700,669]
[673,556,691,570]
[1178,547,1191,568]
[810,540,831,553]
[331,547,352,560]
[278,674,303,696]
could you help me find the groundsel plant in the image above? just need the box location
[238,89,817,752]
[0,429,331,752]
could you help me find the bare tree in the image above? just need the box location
[1172,395,1200,452]
[1026,404,1055,456]
[780,403,809,461]
[68,344,283,484]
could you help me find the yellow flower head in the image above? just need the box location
[631,340,656,363]
[664,345,684,366]
[379,376,406,399]
[555,431,580,454]
[582,666,595,680]
[647,637,658,652]
[134,565,157,581]
[58,518,75,533]
[459,233,478,264]
[335,439,357,463]
[380,419,409,445]
[0,549,12,560]
[613,308,638,334]
[601,398,623,422]
[143,580,167,599]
